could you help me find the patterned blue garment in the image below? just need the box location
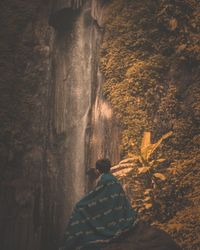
[60,173,137,250]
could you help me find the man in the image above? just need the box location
[60,159,137,250]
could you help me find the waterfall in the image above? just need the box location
[52,0,120,214]
[66,6,92,201]
[53,3,92,208]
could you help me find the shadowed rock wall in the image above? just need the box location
[0,1,119,250]
[0,0,65,249]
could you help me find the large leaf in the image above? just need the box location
[141,132,151,153]
[144,189,152,195]
[149,158,166,166]
[144,196,151,201]
[156,158,166,163]
[112,167,133,178]
[141,131,173,161]
[153,173,166,181]
[118,156,138,165]
[144,203,152,209]
[138,167,150,174]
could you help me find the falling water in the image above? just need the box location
[68,7,92,201]
[53,3,92,207]
[52,1,120,214]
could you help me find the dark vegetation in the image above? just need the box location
[100,0,200,249]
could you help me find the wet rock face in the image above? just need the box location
[0,0,118,249]
[0,0,60,250]
[49,7,80,30]
[49,0,85,30]
[51,0,86,11]
[91,0,111,27]
[103,221,182,250]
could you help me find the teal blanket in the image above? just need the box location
[61,173,137,250]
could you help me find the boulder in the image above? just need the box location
[103,221,182,250]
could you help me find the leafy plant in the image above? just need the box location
[137,131,173,210]
[112,131,173,211]
[139,131,172,174]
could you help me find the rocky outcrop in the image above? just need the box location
[91,0,111,27]
[103,221,182,250]
[49,0,86,30]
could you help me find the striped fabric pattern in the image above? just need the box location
[61,173,137,250]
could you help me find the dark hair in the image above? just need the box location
[95,158,111,174]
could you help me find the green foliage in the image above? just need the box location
[136,131,173,211]
[100,0,200,158]
[113,131,173,213]
[101,1,200,248]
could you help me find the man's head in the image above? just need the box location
[95,158,111,174]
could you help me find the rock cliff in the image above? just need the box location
[0,0,199,250]
[0,1,119,249]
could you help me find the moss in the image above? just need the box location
[100,0,200,155]
[100,0,200,248]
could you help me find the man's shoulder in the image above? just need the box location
[100,173,119,184]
